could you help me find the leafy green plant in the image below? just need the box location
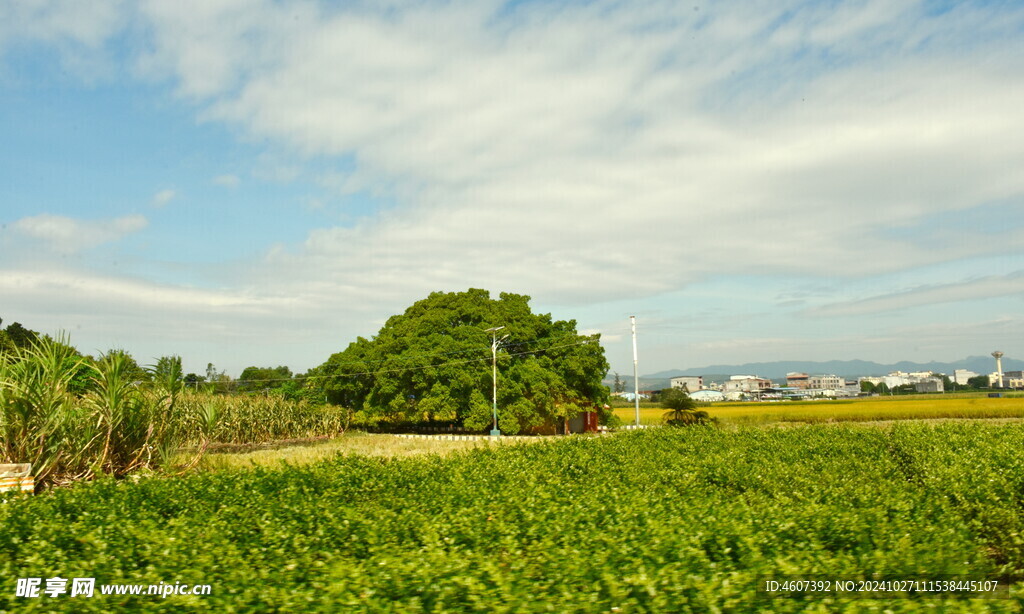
[84,349,152,476]
[1,338,349,488]
[660,387,711,426]
[316,289,610,434]
[0,334,83,485]
[1,424,1022,611]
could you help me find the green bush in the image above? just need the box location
[1,424,1022,611]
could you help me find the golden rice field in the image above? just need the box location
[196,431,538,470]
[615,394,1024,426]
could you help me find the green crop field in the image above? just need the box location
[2,423,1022,612]
[615,395,1024,426]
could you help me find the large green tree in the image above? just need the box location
[967,375,990,389]
[237,365,293,393]
[4,321,39,350]
[313,289,609,434]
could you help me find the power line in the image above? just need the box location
[228,338,601,385]
[285,330,602,372]
[338,331,597,369]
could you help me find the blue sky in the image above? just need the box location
[1,0,1022,377]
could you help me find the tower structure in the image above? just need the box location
[992,351,1005,388]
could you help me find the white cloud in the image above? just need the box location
[0,0,126,77]
[0,269,298,315]
[0,0,124,49]
[579,328,622,343]
[213,174,240,188]
[12,213,147,253]
[4,1,1024,372]
[135,0,313,99]
[808,272,1024,317]
[125,0,1024,309]
[0,267,331,374]
[151,189,176,207]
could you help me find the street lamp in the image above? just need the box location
[484,326,508,436]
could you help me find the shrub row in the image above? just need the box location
[0,337,348,487]
[1,424,1022,611]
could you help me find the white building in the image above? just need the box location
[690,390,725,402]
[722,375,772,394]
[953,369,978,385]
[808,374,844,390]
[786,372,810,388]
[837,383,861,397]
[613,392,650,401]
[879,371,946,390]
[915,379,944,393]
[883,372,911,388]
[670,376,703,392]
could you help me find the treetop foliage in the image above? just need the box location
[0,319,40,355]
[237,365,293,392]
[313,289,609,434]
[968,375,990,389]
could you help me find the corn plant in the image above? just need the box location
[2,337,349,487]
[83,351,156,477]
[172,391,347,446]
[0,335,84,486]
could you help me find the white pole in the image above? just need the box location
[631,315,639,427]
[484,326,505,436]
[492,332,498,432]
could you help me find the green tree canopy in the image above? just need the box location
[967,375,990,389]
[613,372,625,393]
[313,289,609,434]
[4,321,39,350]
[660,387,696,412]
[892,383,917,395]
[237,365,293,392]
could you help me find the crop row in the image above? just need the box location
[0,337,348,487]
[615,396,1024,426]
[1,423,1022,612]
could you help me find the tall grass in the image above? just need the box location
[0,336,348,489]
[0,335,84,486]
[168,392,349,447]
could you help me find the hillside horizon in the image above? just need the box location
[609,355,1023,389]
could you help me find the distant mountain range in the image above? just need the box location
[608,356,1023,390]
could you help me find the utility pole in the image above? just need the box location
[485,326,507,437]
[631,315,639,427]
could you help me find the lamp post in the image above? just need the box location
[631,315,639,427]
[485,326,507,436]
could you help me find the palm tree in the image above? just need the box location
[660,387,710,426]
